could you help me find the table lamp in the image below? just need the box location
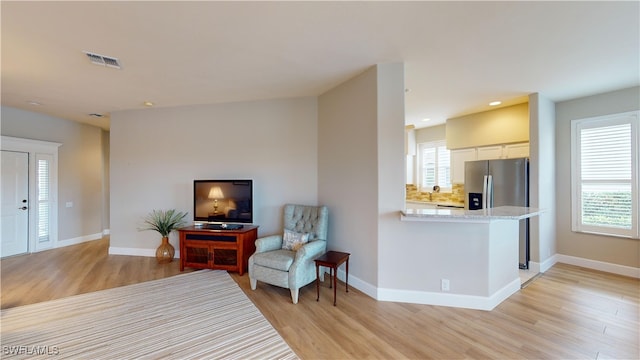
[208,186,224,214]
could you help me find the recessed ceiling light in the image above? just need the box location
[489,101,502,106]
[422,118,431,122]
[143,101,154,107]
[27,100,42,106]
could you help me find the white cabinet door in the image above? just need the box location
[476,145,503,160]
[504,143,529,158]
[450,148,477,184]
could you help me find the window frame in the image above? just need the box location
[417,140,451,192]
[570,110,639,239]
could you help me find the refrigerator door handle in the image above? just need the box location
[485,175,493,208]
[482,175,488,209]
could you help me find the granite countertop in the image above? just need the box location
[401,205,544,222]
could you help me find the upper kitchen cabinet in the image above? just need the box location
[476,145,503,160]
[503,142,530,158]
[450,142,529,183]
[450,148,477,184]
[477,143,530,160]
[446,102,529,150]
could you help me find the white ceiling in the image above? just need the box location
[2,1,638,131]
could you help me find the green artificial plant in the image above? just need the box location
[140,209,188,237]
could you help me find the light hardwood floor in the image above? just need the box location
[2,237,638,359]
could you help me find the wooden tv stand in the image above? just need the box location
[178,225,258,275]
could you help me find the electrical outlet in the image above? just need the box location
[65,202,73,208]
[441,279,450,292]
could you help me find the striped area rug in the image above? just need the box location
[1,270,298,359]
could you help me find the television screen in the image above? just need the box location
[193,180,253,223]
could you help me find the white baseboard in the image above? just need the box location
[334,254,637,311]
[108,246,180,259]
[527,260,542,274]
[377,279,520,311]
[102,229,110,236]
[335,268,377,300]
[55,233,102,248]
[523,254,638,279]
[555,254,640,278]
[539,254,558,273]
[336,268,519,311]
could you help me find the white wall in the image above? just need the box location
[415,124,446,144]
[109,97,318,253]
[317,62,513,304]
[318,63,528,304]
[555,86,640,268]
[529,93,557,270]
[375,63,408,290]
[318,66,380,287]
[1,106,105,242]
[317,63,405,295]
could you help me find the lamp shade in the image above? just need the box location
[208,187,224,199]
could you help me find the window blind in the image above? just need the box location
[437,144,451,188]
[572,111,638,238]
[419,141,451,191]
[37,158,50,243]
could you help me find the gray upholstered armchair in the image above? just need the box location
[248,204,328,304]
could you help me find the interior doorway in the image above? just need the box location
[1,150,29,257]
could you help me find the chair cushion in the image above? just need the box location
[281,229,309,251]
[253,249,296,271]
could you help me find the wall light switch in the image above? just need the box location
[66,202,73,208]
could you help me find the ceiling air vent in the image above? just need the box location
[83,51,121,69]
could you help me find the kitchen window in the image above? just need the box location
[418,140,451,191]
[571,111,639,238]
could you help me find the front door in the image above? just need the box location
[1,150,29,257]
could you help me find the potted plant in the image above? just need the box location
[140,209,188,264]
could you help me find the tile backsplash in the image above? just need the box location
[406,183,465,204]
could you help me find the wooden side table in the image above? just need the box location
[314,251,350,306]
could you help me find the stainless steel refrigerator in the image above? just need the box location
[464,157,529,269]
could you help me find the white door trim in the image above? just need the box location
[1,136,62,252]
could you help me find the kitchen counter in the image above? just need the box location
[396,205,544,310]
[401,205,543,222]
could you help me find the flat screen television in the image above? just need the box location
[193,180,253,224]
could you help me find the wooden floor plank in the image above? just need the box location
[1,237,638,359]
